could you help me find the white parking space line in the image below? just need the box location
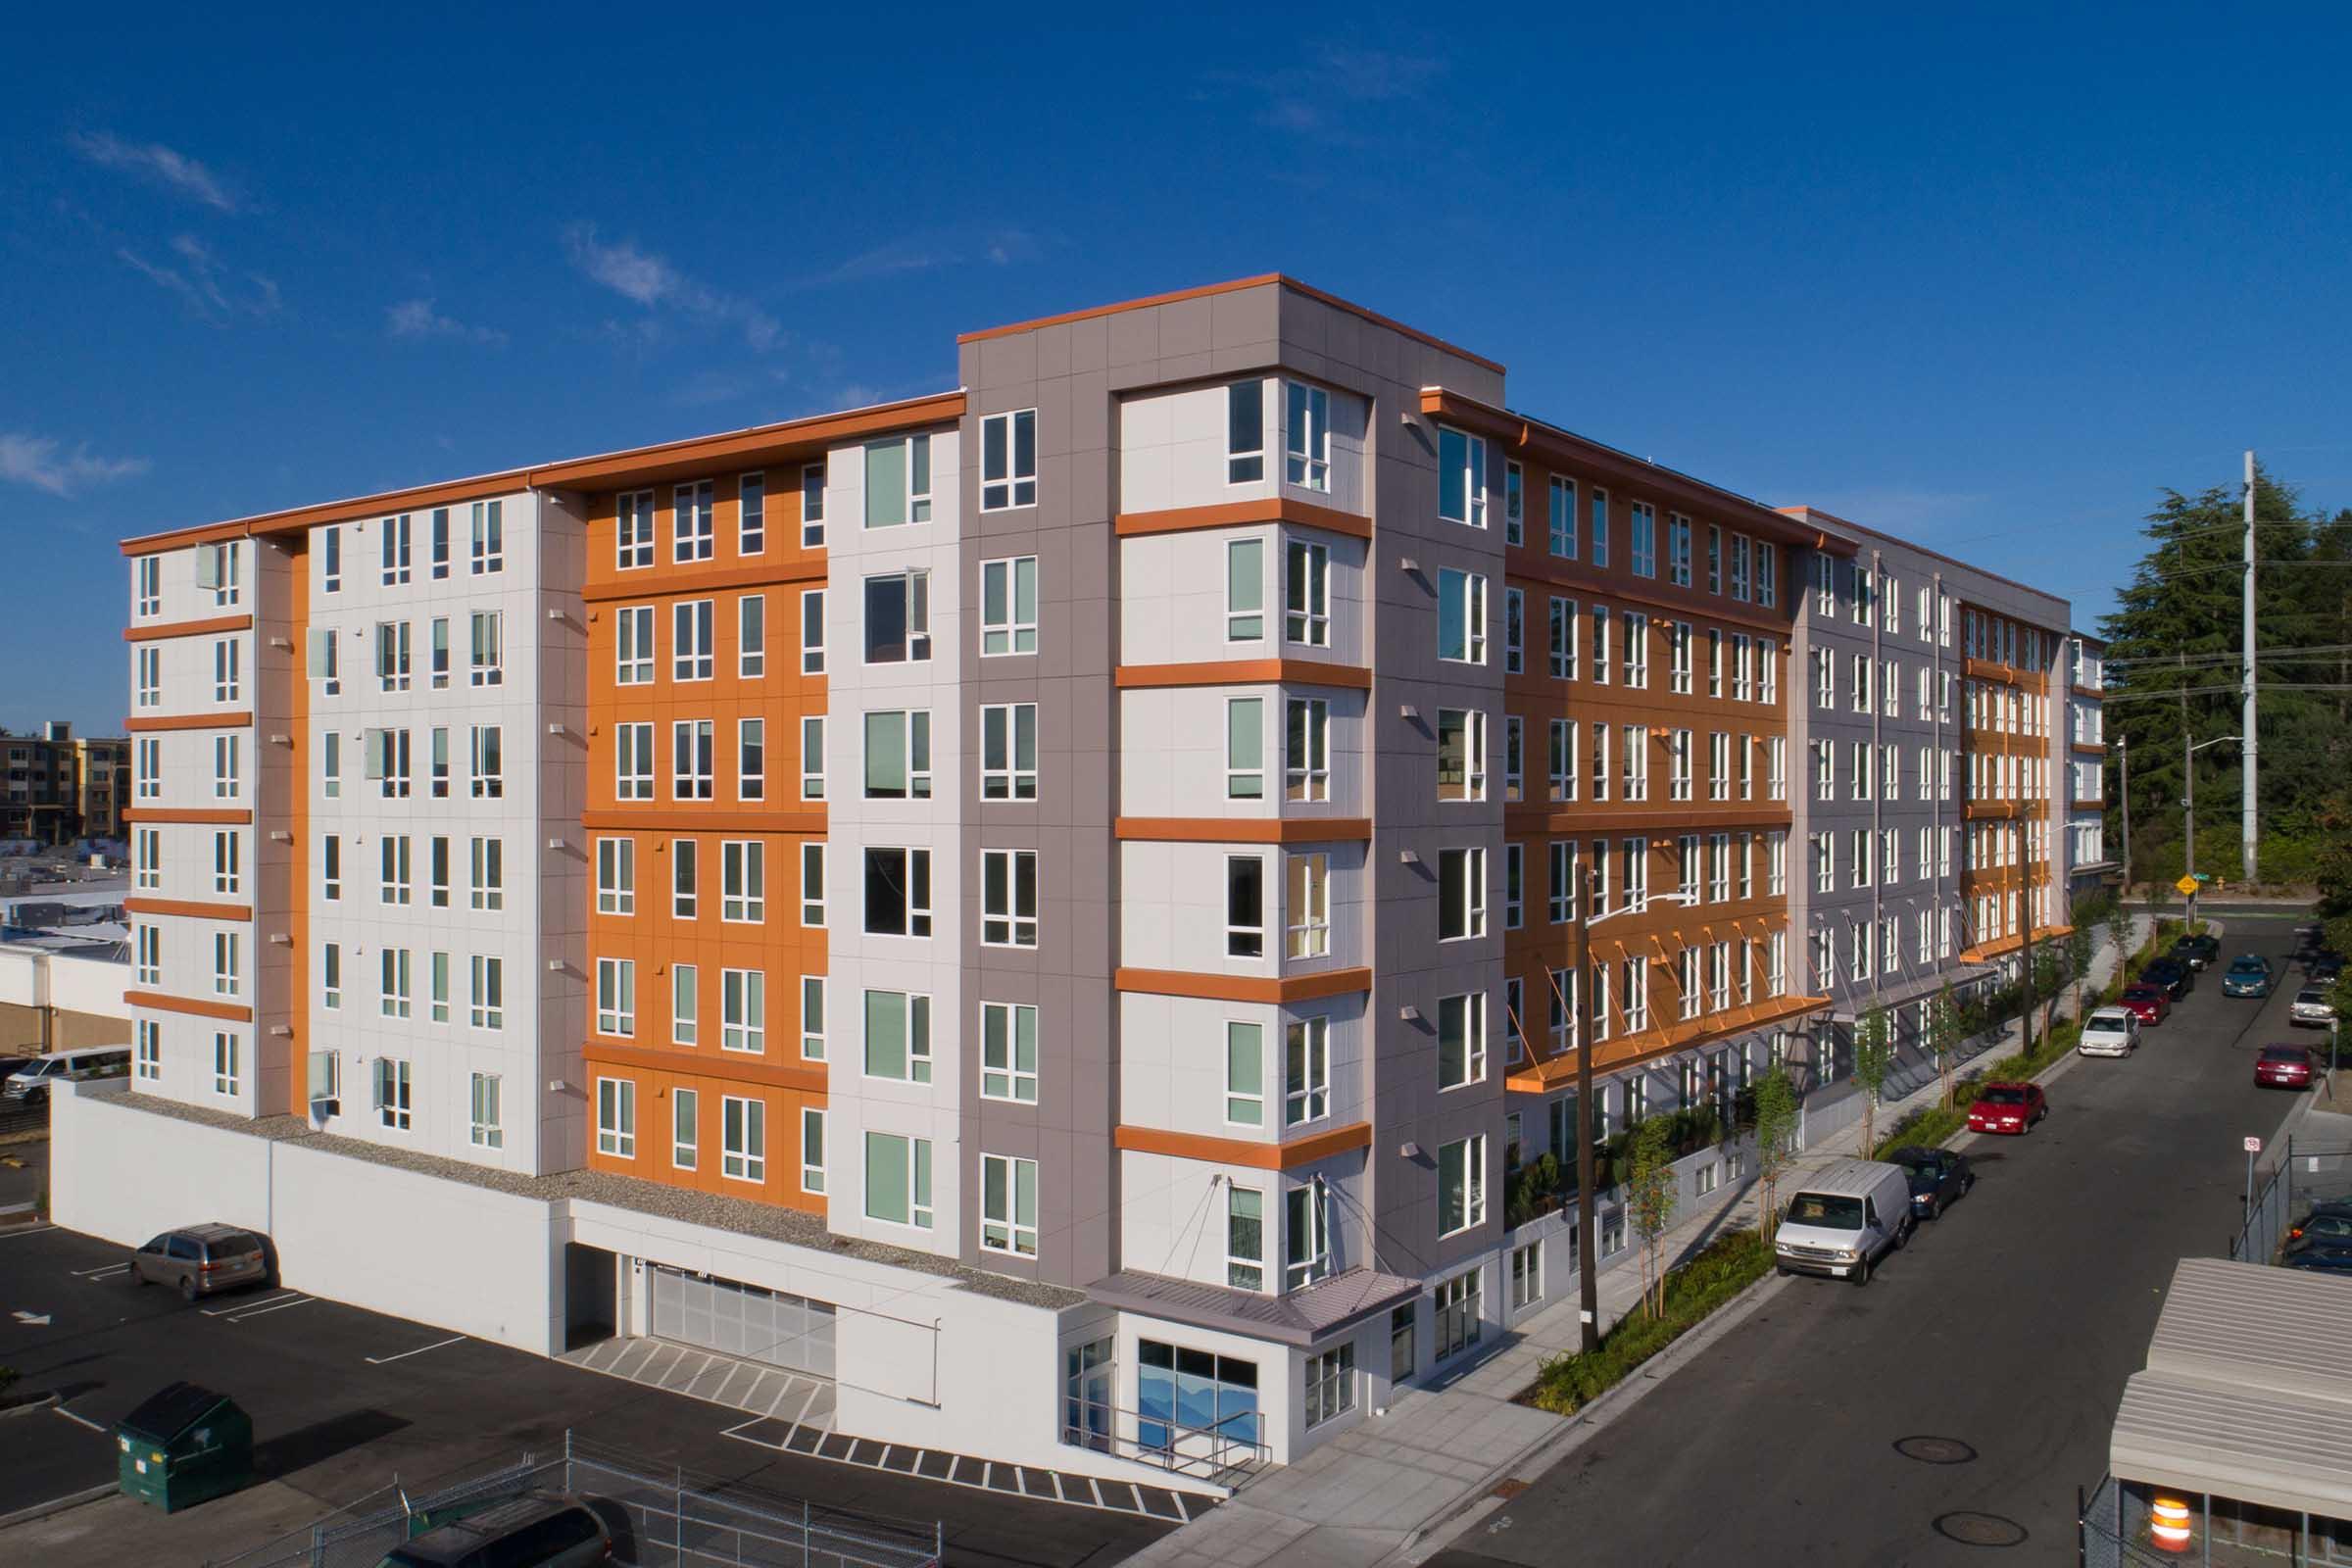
[365,1333,466,1366]
[51,1405,103,1433]
[202,1291,301,1317]
[69,1261,128,1278]
[220,1296,314,1323]
[76,1265,130,1282]
[0,1224,57,1240]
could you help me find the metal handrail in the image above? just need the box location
[1060,1396,1271,1482]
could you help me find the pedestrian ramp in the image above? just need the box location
[560,1335,836,1434]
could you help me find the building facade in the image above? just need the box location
[2066,632,2114,895]
[0,722,129,842]
[92,275,2087,1485]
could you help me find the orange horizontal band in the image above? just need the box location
[2072,685,2105,701]
[125,898,254,921]
[1115,816,1372,844]
[581,809,827,834]
[583,1040,827,1096]
[583,559,826,605]
[124,614,254,643]
[125,991,254,1024]
[122,808,253,825]
[2070,742,2106,756]
[1113,1119,1373,1171]
[127,711,252,733]
[1113,965,1372,1004]
[1115,659,1371,691]
[1502,803,1792,835]
[1115,498,1372,542]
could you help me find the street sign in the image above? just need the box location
[2244,1136,2263,1153]
[2176,875,2200,897]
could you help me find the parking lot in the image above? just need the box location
[0,1224,1174,1566]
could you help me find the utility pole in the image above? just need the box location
[2242,449,2260,886]
[2118,732,2132,893]
[1574,863,1598,1355]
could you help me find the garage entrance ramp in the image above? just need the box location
[561,1335,836,1435]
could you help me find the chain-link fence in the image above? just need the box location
[2229,1139,2352,1265]
[2080,1474,2192,1568]
[210,1431,942,1568]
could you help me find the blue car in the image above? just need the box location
[2222,955,2275,999]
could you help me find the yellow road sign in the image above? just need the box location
[2176,875,2200,897]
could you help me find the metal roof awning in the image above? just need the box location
[1089,1265,1423,1348]
[2110,1258,2352,1517]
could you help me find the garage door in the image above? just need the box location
[649,1265,836,1378]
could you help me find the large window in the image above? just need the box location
[1286,699,1329,802]
[863,1131,934,1228]
[980,556,1038,656]
[1438,992,1487,1090]
[597,1076,635,1157]
[981,704,1038,800]
[863,848,932,937]
[1287,380,1330,490]
[1305,1343,1355,1429]
[1286,853,1329,958]
[980,409,1037,512]
[1227,699,1265,799]
[1438,425,1486,527]
[863,710,932,799]
[982,1003,1039,1102]
[1227,380,1264,482]
[1438,847,1486,941]
[1226,1022,1263,1126]
[980,1153,1040,1257]
[1437,710,1485,802]
[982,849,1038,947]
[1137,1342,1257,1449]
[863,988,932,1082]
[1285,1016,1329,1125]
[1226,856,1265,958]
[1439,1135,1487,1236]
[1286,541,1330,647]
[1437,568,1486,663]
[673,480,714,563]
[721,1096,765,1182]
[863,434,933,528]
[1226,538,1264,642]
[1227,1186,1265,1290]
[863,571,931,663]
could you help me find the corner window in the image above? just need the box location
[1286,380,1330,491]
[1285,541,1329,647]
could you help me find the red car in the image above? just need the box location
[2256,1044,2317,1090]
[1967,1081,2048,1135]
[2117,983,2172,1026]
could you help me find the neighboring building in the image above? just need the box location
[73,735,131,840]
[79,275,2087,1488]
[2065,631,2115,896]
[0,722,127,843]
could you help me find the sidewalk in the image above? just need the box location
[1124,918,2151,1568]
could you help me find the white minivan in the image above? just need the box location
[2,1046,132,1106]
[1773,1158,1914,1286]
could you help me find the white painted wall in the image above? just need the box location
[0,950,130,1017]
[1116,840,1367,977]
[1115,377,1366,518]
[1117,526,1368,670]
[1118,992,1369,1137]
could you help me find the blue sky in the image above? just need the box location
[6,3,2348,734]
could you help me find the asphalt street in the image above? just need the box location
[0,1224,1172,1567]
[1432,912,2321,1568]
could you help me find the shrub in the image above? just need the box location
[1529,1231,1774,1413]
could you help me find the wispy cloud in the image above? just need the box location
[817,227,1042,286]
[0,433,149,497]
[563,224,781,351]
[69,130,240,213]
[117,233,279,321]
[386,298,507,346]
[1202,46,1446,144]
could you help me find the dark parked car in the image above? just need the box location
[132,1224,270,1302]
[2312,952,2346,984]
[2171,933,2222,969]
[2255,1044,2317,1090]
[2117,984,2173,1026]
[375,1492,614,1568]
[1888,1146,1974,1219]
[2139,957,2195,1001]
[2223,955,2277,999]
[2282,1207,2352,1273]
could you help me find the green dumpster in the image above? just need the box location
[116,1382,254,1512]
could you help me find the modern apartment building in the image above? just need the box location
[80,275,2090,1491]
[2066,631,2115,895]
[0,721,128,842]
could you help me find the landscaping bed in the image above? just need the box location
[1523,1230,1775,1414]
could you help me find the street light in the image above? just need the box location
[1549,873,1698,1354]
[2184,734,2241,923]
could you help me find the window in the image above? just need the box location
[470,499,504,574]
[614,490,656,568]
[799,716,823,801]
[722,840,765,922]
[594,1076,637,1157]
[662,599,713,683]
[672,719,714,800]
[1287,1178,1332,1289]
[614,605,655,685]
[1548,718,1577,802]
[801,1107,826,1192]
[1591,603,1610,685]
[1439,1137,1487,1236]
[1591,720,1609,802]
[1227,856,1265,958]
[672,480,714,562]
[615,723,655,801]
[379,834,413,906]
[1548,595,1576,679]
[1287,380,1331,490]
[1503,460,1524,545]
[375,619,412,692]
[981,1153,1040,1257]
[733,593,766,679]
[1227,1186,1266,1291]
[1502,587,1524,674]
[1439,847,1486,940]
[427,835,452,909]
[1438,992,1487,1090]
[1288,852,1330,958]
[800,463,825,548]
[136,923,161,987]
[1757,541,1778,608]
[136,1018,161,1081]
[134,827,160,890]
[1437,568,1487,663]
[1731,535,1751,601]
[981,703,1039,800]
[1277,1013,1332,1125]
[597,957,635,1037]
[1668,514,1693,587]
[1227,380,1264,482]
[738,718,765,802]
[211,636,240,703]
[1669,730,1692,802]
[722,969,766,1054]
[375,944,413,1018]
[980,409,1038,511]
[1228,699,1265,799]
[863,570,931,662]
[1503,715,1523,803]
[1589,487,1610,566]
[670,963,699,1046]
[136,554,162,615]
[1286,699,1329,801]
[863,847,933,938]
[980,556,1039,655]
[1547,475,1576,557]
[380,514,412,585]
[466,611,503,688]
[1226,1021,1263,1125]
[469,724,503,799]
[213,829,240,896]
[1631,502,1656,576]
[801,842,824,925]
[801,588,825,674]
[982,849,1038,947]
[1436,709,1485,801]
[1622,611,1648,686]
[1510,1240,1544,1312]
[322,834,342,901]
[1438,425,1486,526]
[720,1096,765,1183]
[1286,540,1330,647]
[737,472,765,555]
[862,710,932,800]
[214,929,241,998]
[469,836,504,911]
[982,1003,1039,1102]
[863,1132,934,1228]
[863,434,933,528]
[1226,538,1263,641]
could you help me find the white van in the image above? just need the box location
[3,1046,132,1106]
[1773,1158,1914,1286]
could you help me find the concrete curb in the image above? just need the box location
[0,1392,60,1421]
[0,1483,116,1533]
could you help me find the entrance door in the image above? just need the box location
[648,1264,836,1378]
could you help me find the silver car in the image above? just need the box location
[131,1223,270,1302]
[2077,1007,2139,1057]
[2291,988,2337,1028]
